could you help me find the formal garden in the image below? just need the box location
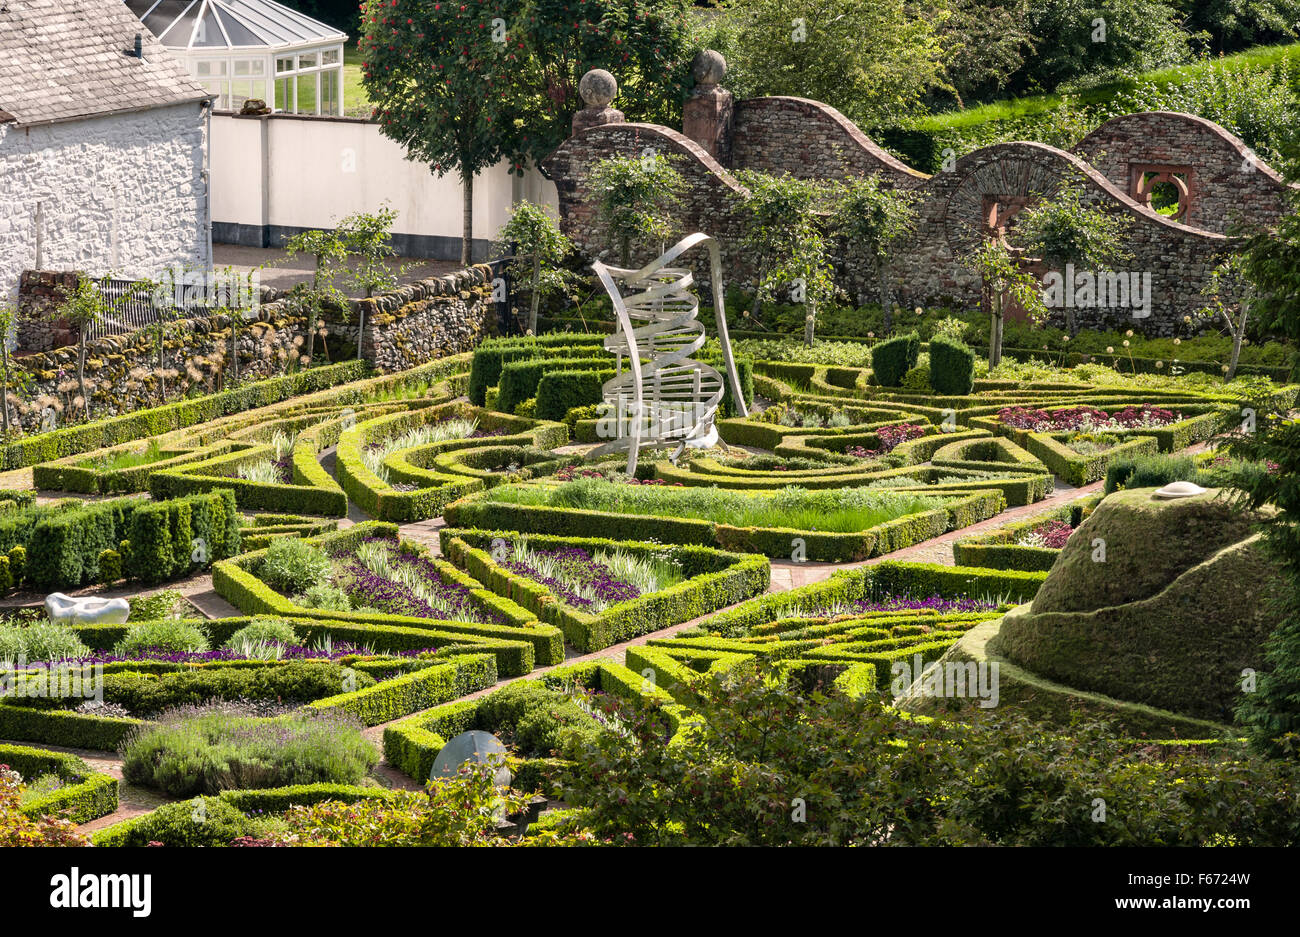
[5,0,1300,856]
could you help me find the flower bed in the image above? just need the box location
[212,523,564,675]
[444,477,1004,562]
[953,496,1100,571]
[440,529,770,652]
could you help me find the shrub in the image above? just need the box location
[223,617,298,650]
[295,583,352,612]
[259,537,332,595]
[120,709,378,797]
[901,364,931,392]
[7,546,25,587]
[476,680,603,758]
[113,620,211,657]
[128,589,187,621]
[928,335,976,395]
[870,331,920,386]
[105,797,256,847]
[97,549,122,585]
[0,556,11,593]
[0,622,92,663]
[1,766,90,847]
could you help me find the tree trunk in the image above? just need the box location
[879,258,892,335]
[304,299,317,368]
[1227,304,1247,381]
[620,236,630,269]
[358,288,369,362]
[748,268,765,325]
[157,309,167,403]
[1,342,9,434]
[989,278,1004,369]
[461,166,474,267]
[528,255,541,335]
[804,299,816,347]
[77,329,89,419]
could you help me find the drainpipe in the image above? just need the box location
[202,99,214,274]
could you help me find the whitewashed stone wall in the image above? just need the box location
[0,101,208,302]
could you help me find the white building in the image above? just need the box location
[0,0,213,302]
[124,0,348,115]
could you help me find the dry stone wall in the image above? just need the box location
[7,266,496,432]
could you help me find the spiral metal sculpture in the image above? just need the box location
[589,233,749,474]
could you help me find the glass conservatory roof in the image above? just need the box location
[124,0,346,51]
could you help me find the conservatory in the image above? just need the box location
[124,0,347,115]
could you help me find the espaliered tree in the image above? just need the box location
[588,153,684,266]
[1012,186,1132,337]
[732,170,833,330]
[283,228,348,368]
[338,206,403,358]
[830,175,919,335]
[959,237,1046,368]
[361,0,526,266]
[493,199,574,335]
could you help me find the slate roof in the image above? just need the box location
[0,0,210,128]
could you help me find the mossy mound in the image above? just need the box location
[899,486,1283,729]
[898,617,1234,738]
[1030,487,1265,614]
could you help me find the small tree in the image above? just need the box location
[361,0,522,266]
[1012,187,1132,336]
[283,229,348,368]
[58,276,111,419]
[492,200,573,335]
[1237,183,1300,382]
[1199,254,1254,381]
[588,154,685,267]
[338,206,402,359]
[959,237,1046,368]
[0,300,15,433]
[732,170,833,329]
[830,175,919,334]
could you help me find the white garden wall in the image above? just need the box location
[210,112,558,261]
[0,102,209,301]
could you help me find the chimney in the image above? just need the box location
[132,33,143,58]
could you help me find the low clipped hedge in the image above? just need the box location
[467,334,608,405]
[444,487,1003,563]
[440,528,771,652]
[1023,432,1159,487]
[334,402,567,522]
[1,742,119,824]
[211,523,562,673]
[383,658,680,783]
[953,495,1102,571]
[306,653,497,726]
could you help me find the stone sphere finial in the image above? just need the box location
[579,69,618,108]
[692,49,726,87]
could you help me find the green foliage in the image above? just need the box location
[0,622,92,663]
[708,0,949,125]
[121,709,377,797]
[127,589,186,622]
[871,331,920,386]
[476,680,603,757]
[1229,414,1300,754]
[928,335,976,395]
[561,664,1300,844]
[829,175,920,329]
[259,537,333,596]
[223,617,298,650]
[113,620,211,657]
[97,549,122,585]
[588,154,686,265]
[494,200,575,335]
[101,797,256,847]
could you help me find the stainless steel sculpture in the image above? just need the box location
[590,233,749,474]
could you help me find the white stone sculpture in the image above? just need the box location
[1152,481,1209,499]
[44,593,130,625]
[590,233,749,474]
